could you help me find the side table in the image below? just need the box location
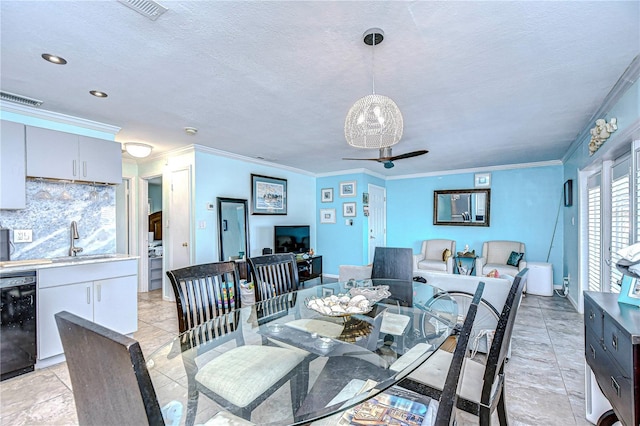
[453,255,477,275]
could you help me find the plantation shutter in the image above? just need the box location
[610,157,631,293]
[587,173,602,292]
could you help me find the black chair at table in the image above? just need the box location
[248,253,299,302]
[167,261,308,424]
[434,281,485,425]
[54,311,166,426]
[371,246,414,283]
[399,268,529,425]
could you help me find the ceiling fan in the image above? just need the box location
[343,147,429,169]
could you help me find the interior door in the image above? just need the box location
[368,184,386,264]
[167,167,192,300]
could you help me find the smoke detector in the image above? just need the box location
[184,127,198,136]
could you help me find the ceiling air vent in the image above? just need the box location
[0,91,43,107]
[118,0,168,21]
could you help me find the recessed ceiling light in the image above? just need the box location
[90,90,108,98]
[41,53,67,65]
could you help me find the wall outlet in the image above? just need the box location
[14,229,33,243]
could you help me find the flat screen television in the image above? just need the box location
[274,225,310,254]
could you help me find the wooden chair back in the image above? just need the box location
[435,282,485,425]
[248,253,299,302]
[371,247,414,282]
[54,311,164,426]
[166,261,241,333]
[478,268,528,411]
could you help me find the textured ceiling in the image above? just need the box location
[1,1,639,176]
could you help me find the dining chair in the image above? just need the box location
[433,281,484,425]
[248,253,300,302]
[54,310,167,426]
[371,246,414,283]
[399,269,529,425]
[167,261,308,424]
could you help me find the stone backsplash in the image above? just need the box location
[0,180,116,260]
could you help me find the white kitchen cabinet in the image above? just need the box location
[38,281,94,359]
[0,120,26,209]
[26,126,122,184]
[37,259,138,361]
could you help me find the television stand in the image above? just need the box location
[297,255,322,284]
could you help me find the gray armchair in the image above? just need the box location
[413,239,456,274]
[475,240,526,277]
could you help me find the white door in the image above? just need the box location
[368,184,386,264]
[167,167,192,299]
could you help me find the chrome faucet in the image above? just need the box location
[69,221,83,257]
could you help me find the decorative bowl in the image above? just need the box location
[304,294,373,317]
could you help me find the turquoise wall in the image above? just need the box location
[194,149,316,265]
[318,165,565,285]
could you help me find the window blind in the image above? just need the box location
[588,173,602,292]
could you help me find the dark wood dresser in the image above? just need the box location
[584,291,640,425]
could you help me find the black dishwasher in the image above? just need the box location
[1,270,37,381]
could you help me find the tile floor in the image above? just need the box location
[0,290,590,425]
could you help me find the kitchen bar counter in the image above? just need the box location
[0,254,138,273]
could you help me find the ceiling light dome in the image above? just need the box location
[345,28,403,149]
[345,94,403,148]
[124,142,153,158]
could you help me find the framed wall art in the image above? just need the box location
[321,188,333,203]
[251,174,287,215]
[343,202,356,217]
[320,208,336,224]
[340,181,357,197]
[474,173,491,188]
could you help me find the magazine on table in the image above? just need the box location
[337,380,438,426]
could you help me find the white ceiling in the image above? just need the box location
[1,1,638,176]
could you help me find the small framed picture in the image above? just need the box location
[474,173,491,188]
[321,188,333,203]
[322,287,335,297]
[320,208,336,224]
[340,181,357,197]
[362,192,369,205]
[343,202,356,217]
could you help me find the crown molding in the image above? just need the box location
[386,160,563,180]
[0,101,121,135]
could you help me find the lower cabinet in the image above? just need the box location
[37,259,138,360]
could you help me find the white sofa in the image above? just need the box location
[413,239,456,274]
[412,270,513,314]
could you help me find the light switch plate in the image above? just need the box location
[14,229,33,243]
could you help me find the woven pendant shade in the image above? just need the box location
[344,94,403,149]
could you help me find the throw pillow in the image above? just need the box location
[442,248,452,262]
[506,251,524,267]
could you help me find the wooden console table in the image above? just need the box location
[584,291,640,426]
[297,255,322,284]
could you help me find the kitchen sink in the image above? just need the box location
[51,254,119,263]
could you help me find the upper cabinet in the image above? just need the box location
[26,126,122,184]
[0,120,26,209]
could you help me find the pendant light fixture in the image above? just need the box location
[344,28,403,149]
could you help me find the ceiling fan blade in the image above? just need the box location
[342,157,382,161]
[388,150,429,161]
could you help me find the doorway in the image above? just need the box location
[367,184,386,264]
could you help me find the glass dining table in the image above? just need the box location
[147,278,458,425]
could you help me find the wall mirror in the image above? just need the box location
[433,189,490,227]
[217,197,250,266]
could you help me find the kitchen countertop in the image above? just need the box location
[0,254,139,273]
